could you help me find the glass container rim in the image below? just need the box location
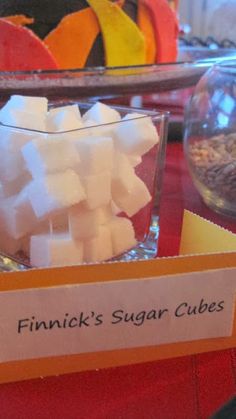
[214,57,236,74]
[0,103,169,135]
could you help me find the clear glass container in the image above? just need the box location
[0,101,168,269]
[184,59,236,218]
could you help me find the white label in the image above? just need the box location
[0,268,235,363]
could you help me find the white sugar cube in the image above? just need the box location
[30,233,83,267]
[48,104,81,118]
[60,119,100,141]
[114,113,159,156]
[84,224,113,263]
[109,217,136,256]
[75,136,114,175]
[0,129,45,182]
[0,205,49,256]
[28,169,86,218]
[47,105,83,132]
[1,95,48,114]
[83,102,121,125]
[112,152,135,195]
[112,175,151,217]
[69,204,112,240]
[20,220,50,259]
[22,220,50,257]
[75,119,115,141]
[82,171,111,210]
[0,125,37,151]
[69,205,99,240]
[128,155,142,167]
[0,172,32,198]
[0,148,27,184]
[0,108,46,131]
[96,204,113,224]
[0,190,38,239]
[22,136,80,178]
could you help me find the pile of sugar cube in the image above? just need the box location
[0,95,159,267]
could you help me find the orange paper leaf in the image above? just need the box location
[44,8,100,69]
[137,1,156,64]
[3,14,34,27]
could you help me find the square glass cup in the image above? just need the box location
[0,102,168,269]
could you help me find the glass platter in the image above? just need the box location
[0,47,236,101]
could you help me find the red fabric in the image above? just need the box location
[0,142,235,419]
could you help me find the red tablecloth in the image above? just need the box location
[0,142,235,419]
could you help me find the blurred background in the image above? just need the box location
[138,0,236,140]
[179,0,236,46]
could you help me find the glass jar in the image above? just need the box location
[0,100,168,269]
[184,59,236,218]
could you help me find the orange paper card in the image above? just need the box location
[0,210,236,384]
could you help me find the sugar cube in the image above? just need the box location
[95,204,113,224]
[83,102,121,125]
[0,172,32,198]
[84,224,113,263]
[0,108,47,131]
[69,205,99,240]
[0,212,49,258]
[69,203,112,240]
[0,147,27,184]
[75,136,114,175]
[112,152,135,195]
[22,136,80,178]
[20,220,50,259]
[0,125,41,182]
[1,95,48,114]
[112,175,151,217]
[0,125,37,151]
[71,119,98,139]
[0,190,38,239]
[114,113,159,156]
[23,220,50,257]
[82,171,111,210]
[30,233,83,267]
[109,216,136,256]
[28,169,86,218]
[47,105,83,132]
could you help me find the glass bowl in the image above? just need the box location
[0,101,168,268]
[183,59,236,219]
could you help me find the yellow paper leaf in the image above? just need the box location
[87,0,146,67]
